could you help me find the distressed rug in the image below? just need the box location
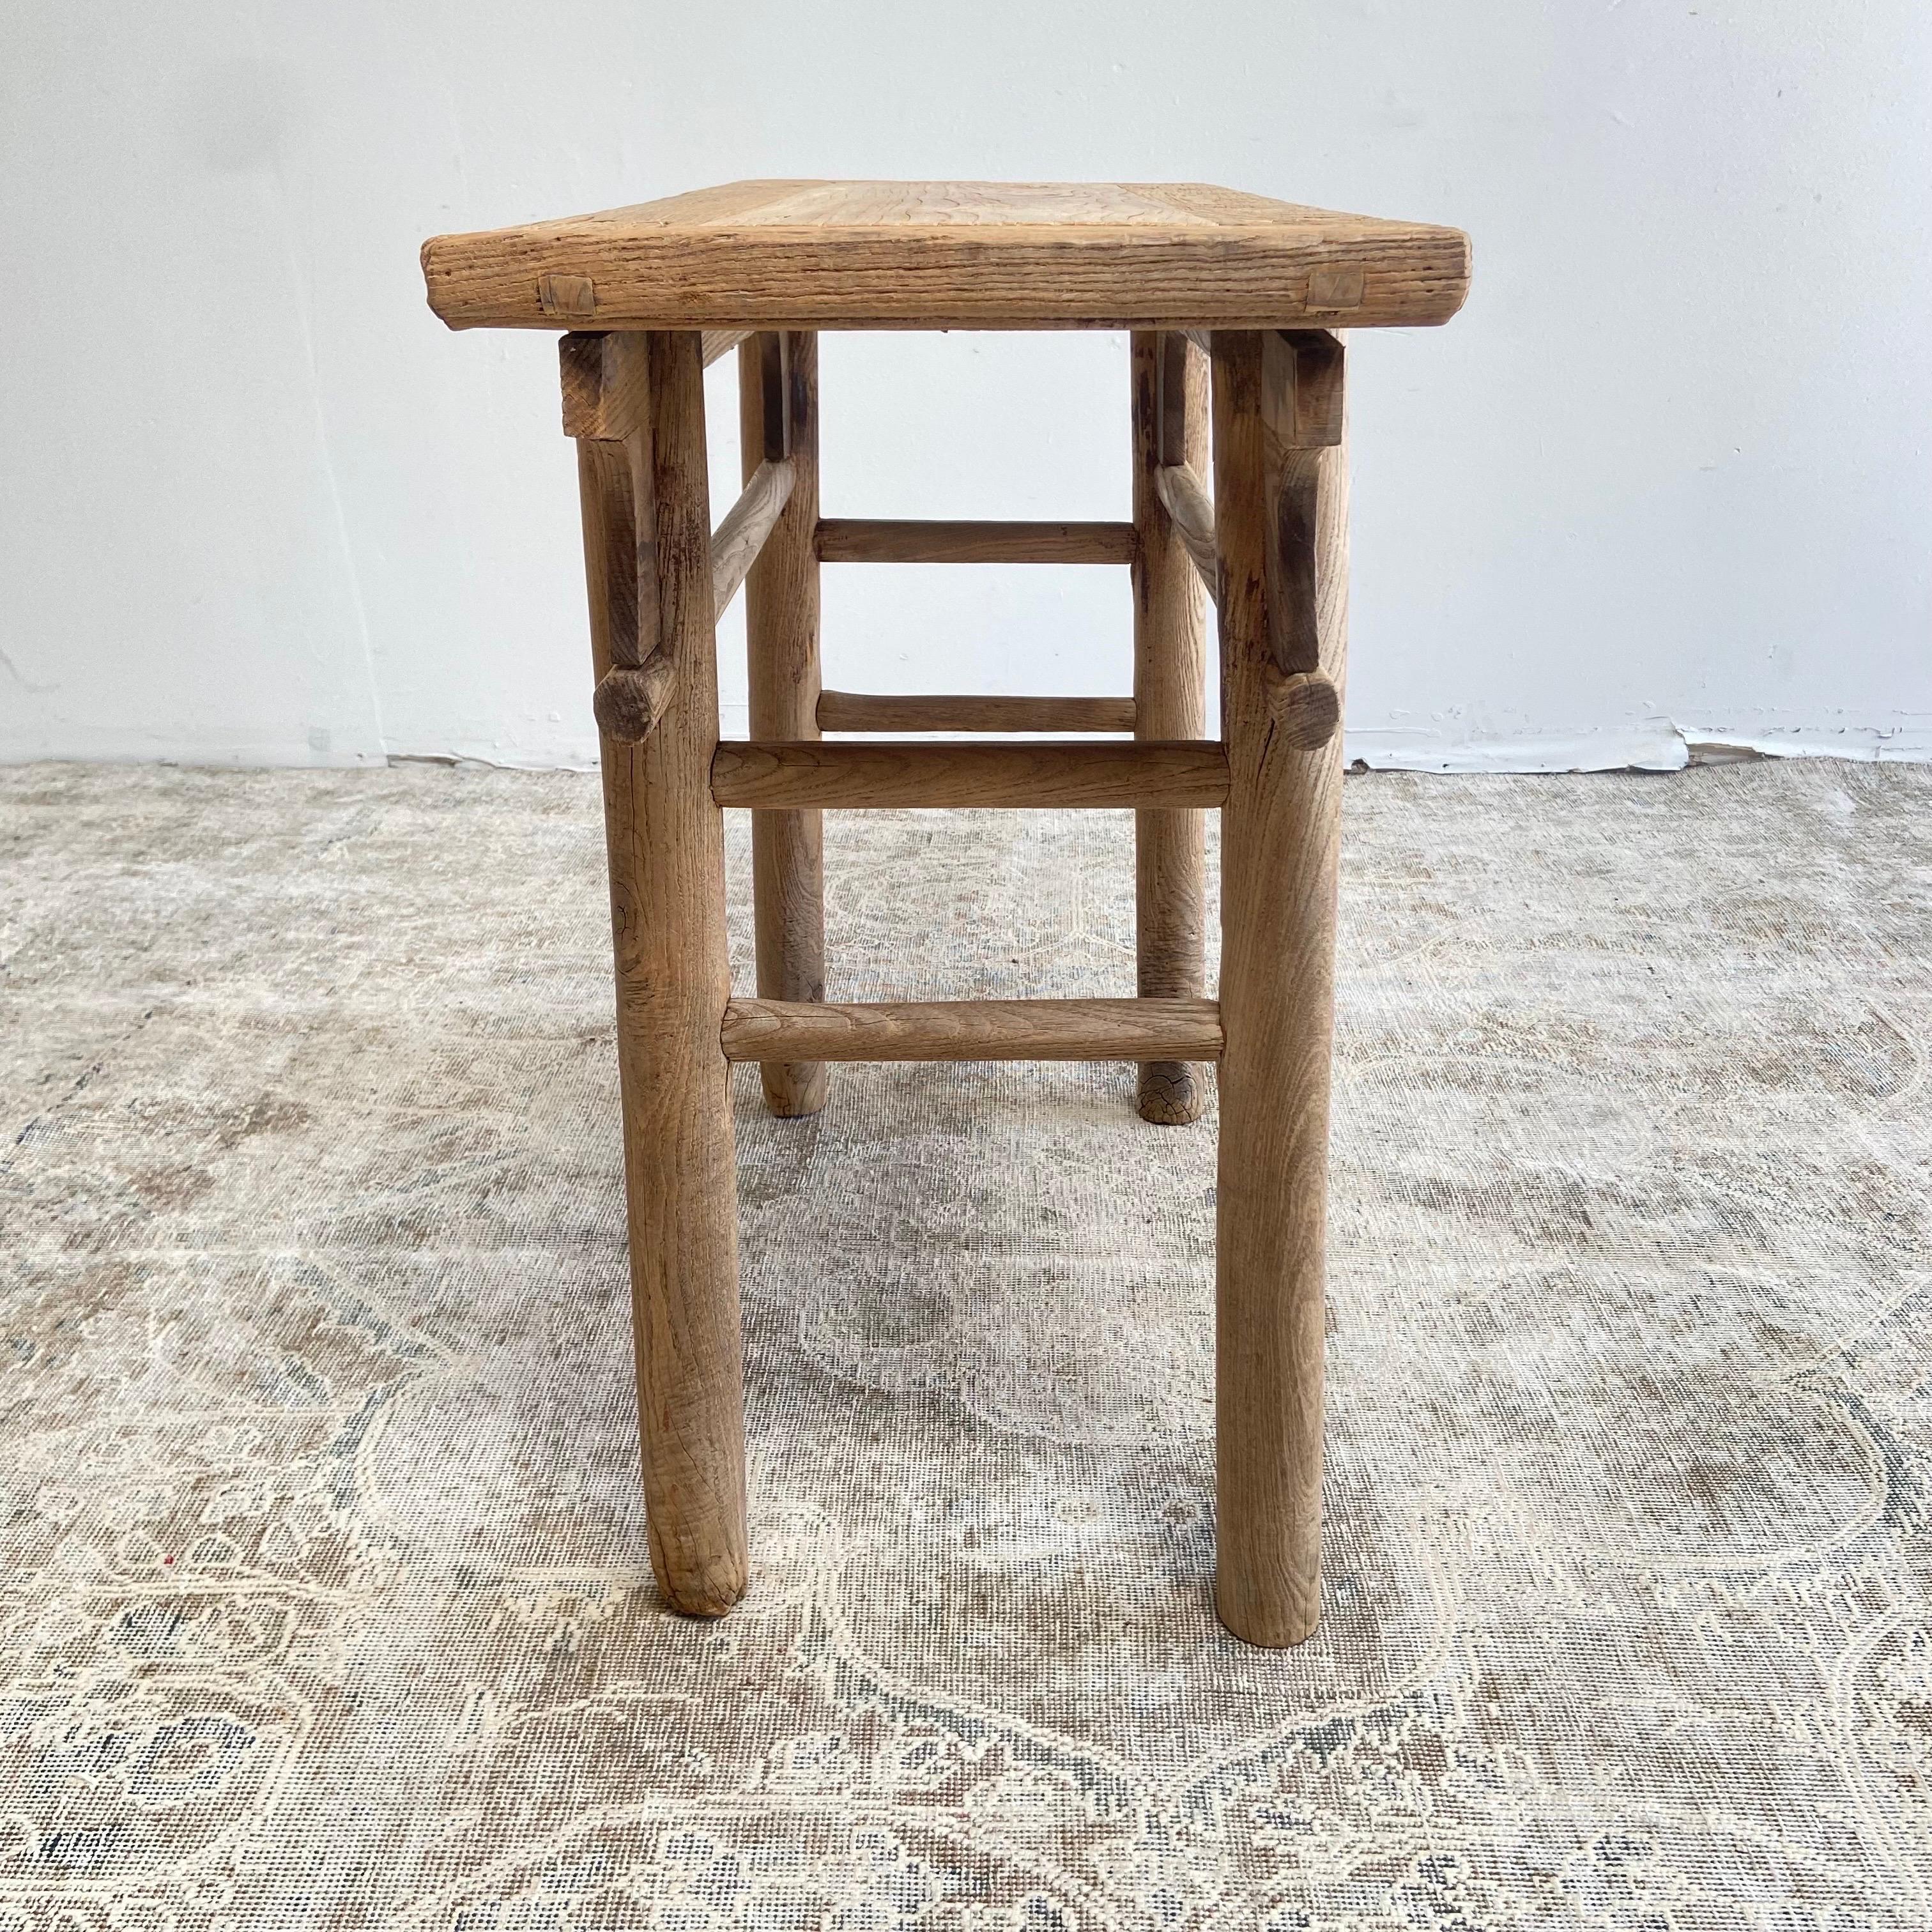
[2,760,1928,1930]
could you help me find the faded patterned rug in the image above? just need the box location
[3,760,1929,1930]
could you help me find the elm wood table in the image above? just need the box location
[421,181,1470,1647]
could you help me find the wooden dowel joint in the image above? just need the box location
[594,653,677,744]
[1268,669,1342,748]
[585,452,800,746]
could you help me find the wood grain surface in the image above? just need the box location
[1210,328,1350,1649]
[424,180,1471,332]
[816,691,1137,733]
[709,456,795,620]
[1132,332,1212,1126]
[816,519,1135,564]
[720,997,1224,1064]
[591,655,677,744]
[1154,463,1220,608]
[711,740,1229,810]
[740,332,829,1120]
[571,332,747,1619]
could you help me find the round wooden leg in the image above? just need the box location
[1210,330,1348,1647]
[1131,330,1209,1126]
[742,332,829,1119]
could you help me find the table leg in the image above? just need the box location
[1131,330,1210,1125]
[1209,328,1349,1646]
[571,330,748,1616]
[741,331,829,1119]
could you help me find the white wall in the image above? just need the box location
[3,2,1928,770]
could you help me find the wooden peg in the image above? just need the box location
[539,272,597,320]
[1267,668,1341,748]
[593,656,676,743]
[1306,264,1365,312]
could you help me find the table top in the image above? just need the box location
[421,180,1470,334]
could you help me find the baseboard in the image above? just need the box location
[1344,717,1932,774]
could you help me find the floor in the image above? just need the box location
[3,759,1928,1930]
